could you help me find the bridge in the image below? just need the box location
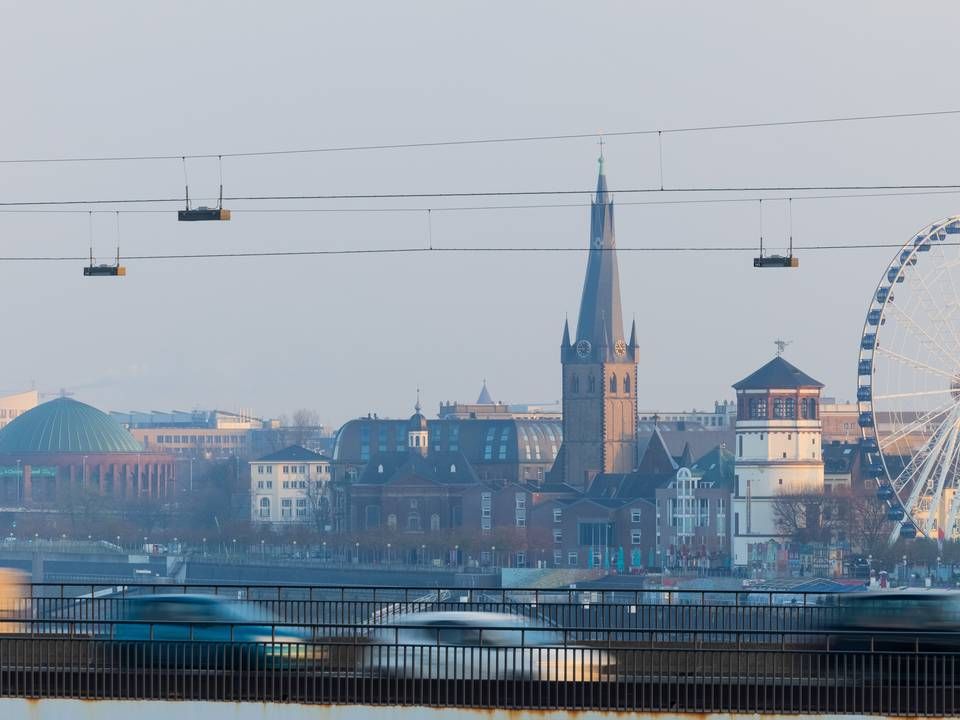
[0,583,956,717]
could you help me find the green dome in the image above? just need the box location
[0,397,143,454]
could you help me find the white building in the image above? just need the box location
[730,356,825,567]
[250,445,332,526]
[0,390,39,430]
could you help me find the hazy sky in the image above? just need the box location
[1,2,959,428]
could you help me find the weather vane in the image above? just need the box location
[774,339,792,356]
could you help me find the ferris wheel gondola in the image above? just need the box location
[857,216,960,543]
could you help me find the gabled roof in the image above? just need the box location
[255,445,328,463]
[637,426,677,474]
[587,470,674,502]
[732,356,824,391]
[689,445,735,488]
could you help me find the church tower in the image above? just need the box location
[558,155,639,491]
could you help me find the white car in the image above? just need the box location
[362,611,614,681]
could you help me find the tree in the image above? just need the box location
[772,489,848,545]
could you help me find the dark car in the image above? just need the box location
[106,594,318,668]
[824,591,960,652]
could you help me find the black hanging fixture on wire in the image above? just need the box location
[753,198,798,268]
[84,211,126,277]
[178,156,231,221]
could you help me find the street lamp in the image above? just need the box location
[491,545,496,567]
[386,542,391,564]
[15,459,21,504]
[355,541,360,564]
[421,544,426,566]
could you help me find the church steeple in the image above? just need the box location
[569,154,628,363]
[555,156,639,492]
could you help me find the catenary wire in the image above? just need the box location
[1,187,959,213]
[2,108,960,164]
[3,184,960,208]
[11,241,960,263]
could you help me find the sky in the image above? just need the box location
[1,2,959,429]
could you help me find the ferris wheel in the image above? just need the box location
[858,216,960,543]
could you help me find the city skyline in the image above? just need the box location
[1,3,959,426]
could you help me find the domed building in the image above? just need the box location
[0,398,175,506]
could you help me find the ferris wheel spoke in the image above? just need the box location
[921,410,960,535]
[879,399,954,452]
[884,302,960,373]
[874,346,958,382]
[898,417,954,522]
[906,257,960,359]
[874,388,956,401]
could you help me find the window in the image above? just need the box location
[630,530,642,545]
[480,492,491,519]
[773,397,796,419]
[515,552,526,568]
[801,397,818,419]
[571,375,580,393]
[779,478,783,485]
[610,374,617,393]
[553,508,562,523]
[387,514,397,530]
[265,481,273,489]
[738,435,743,457]
[631,508,642,523]
[481,517,492,531]
[257,480,264,489]
[567,551,578,567]
[281,499,292,507]
[365,505,381,529]
[698,498,709,527]
[296,498,307,507]
[588,375,596,393]
[553,550,563,566]
[578,522,614,545]
[515,509,526,528]
[749,397,767,419]
[296,509,307,518]
[624,374,630,394]
[553,528,563,543]
[259,497,270,518]
[515,493,525,510]
[410,498,418,509]
[430,514,440,531]
[407,513,421,531]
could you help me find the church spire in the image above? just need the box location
[573,155,625,361]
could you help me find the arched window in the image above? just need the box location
[588,375,596,393]
[450,464,456,473]
[571,375,580,393]
[610,374,618,393]
[430,513,440,531]
[377,464,384,474]
[259,497,270,518]
[624,374,631,394]
[387,514,397,530]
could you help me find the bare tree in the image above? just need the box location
[772,490,849,545]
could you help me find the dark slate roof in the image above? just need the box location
[0,397,143,454]
[358,450,478,486]
[732,356,824,391]
[255,445,328,463]
[569,161,628,363]
[588,471,674,502]
[637,427,677,474]
[689,445,735,488]
[823,441,858,474]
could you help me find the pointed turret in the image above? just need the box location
[628,318,638,351]
[561,318,571,347]
[476,380,493,405]
[574,155,625,361]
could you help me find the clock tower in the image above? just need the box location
[556,155,639,492]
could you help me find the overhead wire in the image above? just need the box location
[1,240,956,263]
[2,183,960,208]
[2,107,960,165]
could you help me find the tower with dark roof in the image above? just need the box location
[407,395,429,457]
[557,157,639,491]
[730,355,825,567]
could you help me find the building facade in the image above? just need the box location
[731,356,825,567]
[556,157,639,491]
[0,390,39,431]
[250,446,332,526]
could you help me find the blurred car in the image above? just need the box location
[107,594,317,667]
[362,610,614,680]
[824,591,960,651]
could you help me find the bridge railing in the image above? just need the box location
[0,620,958,715]
[8,583,845,633]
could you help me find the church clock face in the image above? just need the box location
[614,339,627,357]
[576,339,592,358]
